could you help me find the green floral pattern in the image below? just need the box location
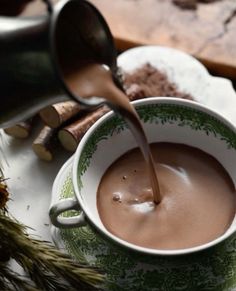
[60,174,236,291]
[60,103,236,290]
[77,104,236,190]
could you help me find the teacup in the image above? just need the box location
[50,97,236,290]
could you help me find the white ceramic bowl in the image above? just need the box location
[50,97,236,256]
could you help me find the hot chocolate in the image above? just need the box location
[97,143,236,249]
[64,63,161,203]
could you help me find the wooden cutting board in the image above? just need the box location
[21,0,236,80]
[89,0,236,80]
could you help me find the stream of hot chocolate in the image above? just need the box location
[65,63,161,203]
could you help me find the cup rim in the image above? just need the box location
[72,97,236,256]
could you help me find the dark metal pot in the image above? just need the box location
[0,0,117,128]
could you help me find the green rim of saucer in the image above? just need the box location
[59,104,236,291]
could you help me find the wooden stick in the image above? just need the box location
[32,126,58,161]
[39,101,81,128]
[4,119,33,139]
[58,106,109,152]
[58,87,148,152]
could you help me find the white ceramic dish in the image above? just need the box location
[117,46,236,126]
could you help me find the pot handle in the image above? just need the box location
[49,198,87,228]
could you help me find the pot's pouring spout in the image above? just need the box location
[0,0,117,128]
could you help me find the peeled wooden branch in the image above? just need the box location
[58,86,149,152]
[58,107,109,152]
[39,101,81,128]
[4,119,33,139]
[32,126,58,161]
[0,214,104,290]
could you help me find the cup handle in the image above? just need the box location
[49,198,87,229]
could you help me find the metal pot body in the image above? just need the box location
[0,0,117,128]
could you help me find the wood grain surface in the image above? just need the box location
[89,0,236,79]
[20,0,236,79]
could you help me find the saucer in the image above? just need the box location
[51,156,236,291]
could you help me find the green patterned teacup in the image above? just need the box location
[50,97,236,290]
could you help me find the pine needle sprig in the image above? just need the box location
[0,151,104,290]
[0,213,104,290]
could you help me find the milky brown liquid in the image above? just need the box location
[97,143,236,250]
[64,63,161,203]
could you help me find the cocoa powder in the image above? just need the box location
[123,63,193,100]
